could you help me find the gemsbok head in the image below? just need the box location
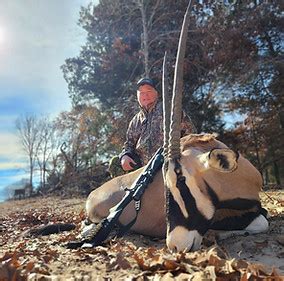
[162,0,268,252]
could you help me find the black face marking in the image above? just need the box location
[260,207,268,218]
[203,180,219,208]
[203,180,262,211]
[167,160,211,236]
[211,209,260,230]
[218,198,261,210]
[217,153,229,170]
[235,151,240,161]
[166,160,264,234]
[204,179,263,230]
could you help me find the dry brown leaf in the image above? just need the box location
[16,241,26,250]
[175,252,187,263]
[246,263,268,277]
[25,261,35,272]
[240,272,250,281]
[78,209,86,220]
[0,258,24,281]
[163,259,180,271]
[208,254,226,269]
[112,252,131,270]
[146,247,158,259]
[133,253,149,271]
[231,258,249,271]
[270,267,282,279]
[45,249,58,257]
[10,255,21,269]
[31,249,41,258]
[149,254,165,268]
[42,255,53,264]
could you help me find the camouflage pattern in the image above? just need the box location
[119,101,196,165]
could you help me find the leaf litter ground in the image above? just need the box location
[0,192,283,280]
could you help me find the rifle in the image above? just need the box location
[66,148,164,249]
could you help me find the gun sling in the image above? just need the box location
[66,148,164,248]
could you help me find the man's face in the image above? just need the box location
[137,84,158,109]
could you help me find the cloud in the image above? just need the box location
[0,162,26,170]
[0,115,27,194]
[0,132,22,155]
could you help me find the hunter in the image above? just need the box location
[119,77,196,172]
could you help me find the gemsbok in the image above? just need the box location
[85,0,269,252]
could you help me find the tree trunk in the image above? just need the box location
[273,161,281,185]
[139,1,150,77]
[43,163,46,188]
[29,156,33,191]
[264,169,269,186]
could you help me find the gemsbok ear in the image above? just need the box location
[208,148,239,172]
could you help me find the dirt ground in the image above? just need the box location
[0,191,283,280]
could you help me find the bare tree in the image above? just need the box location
[36,117,58,189]
[16,114,41,195]
[131,0,164,77]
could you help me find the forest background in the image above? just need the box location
[4,0,283,199]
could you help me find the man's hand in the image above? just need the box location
[121,155,137,171]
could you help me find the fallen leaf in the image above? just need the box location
[25,261,35,272]
[163,259,180,271]
[146,247,158,258]
[109,253,131,270]
[231,258,249,271]
[208,254,226,269]
[175,272,193,281]
[42,255,53,264]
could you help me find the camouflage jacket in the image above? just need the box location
[119,101,196,166]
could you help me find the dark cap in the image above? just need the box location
[136,78,156,90]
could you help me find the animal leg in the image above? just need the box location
[86,188,125,223]
[216,214,269,240]
[244,214,269,234]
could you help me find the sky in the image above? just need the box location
[0,0,97,200]
[0,1,244,202]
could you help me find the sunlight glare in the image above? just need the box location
[0,27,5,45]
